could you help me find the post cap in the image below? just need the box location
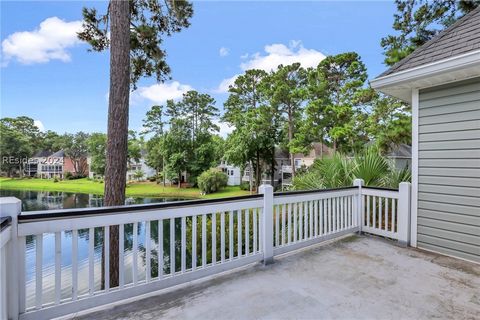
[353,179,364,187]
[0,197,21,217]
[258,184,273,194]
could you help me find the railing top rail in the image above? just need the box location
[18,194,263,223]
[274,186,357,197]
[362,186,399,192]
[0,216,12,232]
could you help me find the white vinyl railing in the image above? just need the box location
[0,180,411,320]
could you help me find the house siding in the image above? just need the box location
[418,77,480,263]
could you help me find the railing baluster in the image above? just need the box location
[229,211,234,260]
[365,196,371,227]
[157,220,163,278]
[340,197,345,230]
[348,196,352,227]
[309,201,313,239]
[169,218,175,275]
[54,231,61,304]
[212,213,217,265]
[72,229,78,300]
[385,198,389,231]
[221,212,225,261]
[299,201,303,240]
[253,209,257,253]
[133,222,138,284]
[35,234,43,309]
[313,200,318,237]
[373,196,377,229]
[303,201,308,239]
[88,228,94,296]
[146,221,152,280]
[287,204,292,244]
[104,226,110,292]
[379,197,383,230]
[336,197,340,232]
[119,224,125,286]
[258,208,263,252]
[202,214,207,267]
[192,216,196,271]
[293,203,298,242]
[320,199,324,236]
[281,204,286,245]
[327,198,332,234]
[392,199,397,233]
[245,210,249,255]
[237,210,242,257]
[275,205,279,247]
[181,217,186,273]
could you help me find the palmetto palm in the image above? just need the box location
[292,146,410,190]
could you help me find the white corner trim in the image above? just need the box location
[410,88,419,247]
[370,49,480,89]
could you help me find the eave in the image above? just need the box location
[370,50,480,103]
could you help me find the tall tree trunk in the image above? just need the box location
[256,150,261,191]
[288,107,295,178]
[103,0,130,289]
[270,147,275,187]
[249,161,253,195]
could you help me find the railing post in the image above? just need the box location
[353,179,364,233]
[397,182,411,247]
[0,197,22,320]
[259,184,274,265]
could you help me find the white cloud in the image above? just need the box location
[215,41,326,93]
[214,74,239,93]
[34,120,45,132]
[135,81,193,105]
[219,47,230,57]
[240,40,326,72]
[2,17,83,65]
[214,120,234,138]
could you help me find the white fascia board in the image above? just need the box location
[370,49,480,89]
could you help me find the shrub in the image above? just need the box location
[197,168,228,194]
[240,182,250,191]
[293,146,411,190]
[53,177,59,183]
[148,176,157,182]
[65,172,73,180]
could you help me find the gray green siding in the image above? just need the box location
[418,77,480,263]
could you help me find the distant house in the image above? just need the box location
[387,144,411,170]
[127,157,156,181]
[238,142,333,189]
[371,7,480,263]
[88,155,156,181]
[280,142,333,189]
[25,150,88,179]
[218,160,241,186]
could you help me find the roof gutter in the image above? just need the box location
[370,49,480,90]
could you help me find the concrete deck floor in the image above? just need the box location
[74,235,480,320]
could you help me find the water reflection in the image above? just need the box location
[0,189,179,211]
[0,189,186,308]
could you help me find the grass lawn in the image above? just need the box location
[0,177,251,199]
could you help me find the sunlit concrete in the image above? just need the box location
[72,235,480,320]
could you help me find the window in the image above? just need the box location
[294,159,302,168]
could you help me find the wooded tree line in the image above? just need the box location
[218,52,411,191]
[0,116,144,178]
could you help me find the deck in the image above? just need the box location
[73,236,480,320]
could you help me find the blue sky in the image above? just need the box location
[1,1,396,136]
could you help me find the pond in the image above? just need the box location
[0,189,183,211]
[0,189,187,308]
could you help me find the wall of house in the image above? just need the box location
[417,77,480,263]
